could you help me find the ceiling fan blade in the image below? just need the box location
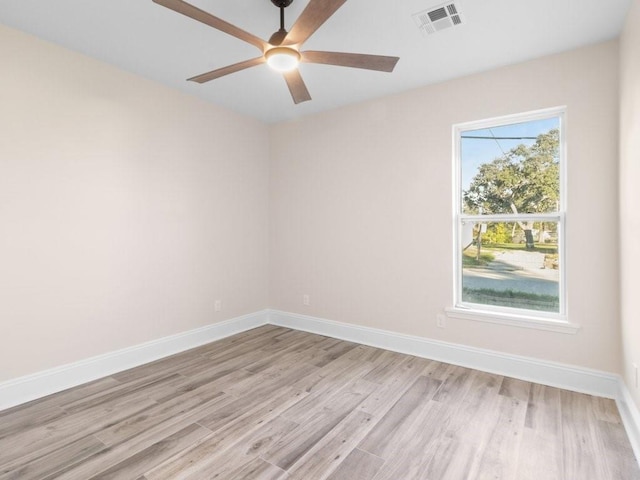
[188,57,265,83]
[302,51,399,72]
[283,69,312,104]
[153,0,269,52]
[282,0,347,46]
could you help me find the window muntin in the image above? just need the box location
[454,108,566,320]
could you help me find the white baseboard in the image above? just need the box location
[268,310,620,399]
[617,381,640,465]
[0,310,269,411]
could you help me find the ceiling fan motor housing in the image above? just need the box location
[270,0,293,8]
[269,29,288,46]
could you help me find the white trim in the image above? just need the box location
[617,380,640,465]
[445,307,580,334]
[268,309,617,398]
[0,310,269,411]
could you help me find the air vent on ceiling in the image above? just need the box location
[412,2,463,36]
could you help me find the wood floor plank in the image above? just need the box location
[88,424,211,480]
[94,387,226,446]
[369,370,489,479]
[197,388,304,435]
[239,415,299,457]
[598,418,640,479]
[420,371,503,479]
[48,393,238,480]
[111,352,204,384]
[472,394,528,480]
[187,325,283,357]
[62,373,187,414]
[0,435,105,480]
[246,337,328,374]
[0,394,157,469]
[592,395,625,424]
[289,350,376,396]
[514,383,564,480]
[342,344,385,363]
[1,326,637,480]
[261,329,326,354]
[144,388,307,479]
[313,337,343,350]
[432,364,478,404]
[358,375,442,458]
[220,361,320,400]
[265,381,377,471]
[498,376,532,402]
[362,350,411,385]
[355,356,435,419]
[281,377,376,426]
[287,410,375,480]
[263,413,352,472]
[229,457,288,480]
[174,416,297,480]
[160,366,254,403]
[561,390,612,479]
[370,400,450,480]
[325,448,384,480]
[310,341,360,368]
[0,405,68,441]
[202,329,294,366]
[285,370,377,422]
[422,359,455,381]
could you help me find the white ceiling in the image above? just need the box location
[0,0,632,123]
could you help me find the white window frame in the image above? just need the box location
[447,107,579,334]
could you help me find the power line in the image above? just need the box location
[488,128,507,158]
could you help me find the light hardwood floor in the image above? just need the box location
[0,325,638,479]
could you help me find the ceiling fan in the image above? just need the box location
[152,0,400,104]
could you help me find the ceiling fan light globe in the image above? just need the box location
[266,47,301,72]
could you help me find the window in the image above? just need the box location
[450,107,574,331]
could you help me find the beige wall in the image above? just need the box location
[0,25,270,382]
[0,20,627,385]
[620,0,640,408]
[270,41,621,372]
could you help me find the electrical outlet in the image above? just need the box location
[214,300,222,312]
[303,294,310,306]
[436,314,446,329]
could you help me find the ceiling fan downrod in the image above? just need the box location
[269,0,293,45]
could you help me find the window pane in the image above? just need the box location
[460,221,560,313]
[461,117,560,215]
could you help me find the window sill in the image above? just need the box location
[444,307,580,334]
